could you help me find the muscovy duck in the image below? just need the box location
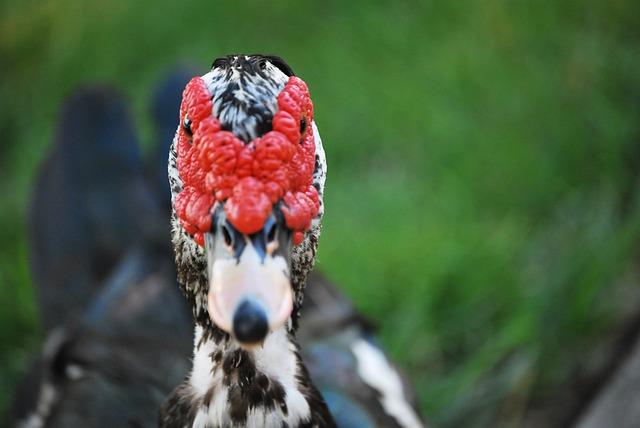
[10,56,425,428]
[159,54,423,428]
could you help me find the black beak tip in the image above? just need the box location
[233,300,269,344]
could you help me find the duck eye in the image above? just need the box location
[183,115,193,137]
[300,118,307,137]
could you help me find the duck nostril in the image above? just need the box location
[233,300,269,344]
[266,222,277,243]
[221,223,233,248]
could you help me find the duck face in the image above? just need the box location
[170,54,325,347]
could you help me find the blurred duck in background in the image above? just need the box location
[9,57,424,428]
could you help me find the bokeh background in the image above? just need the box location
[2,0,640,426]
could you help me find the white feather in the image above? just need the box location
[188,326,311,427]
[352,339,424,428]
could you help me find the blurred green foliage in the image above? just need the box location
[1,0,640,426]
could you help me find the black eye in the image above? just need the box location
[183,115,193,137]
[299,118,307,136]
[221,223,233,248]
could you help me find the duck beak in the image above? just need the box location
[204,223,293,346]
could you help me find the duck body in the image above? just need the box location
[10,57,425,428]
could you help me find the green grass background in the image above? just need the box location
[2,0,640,426]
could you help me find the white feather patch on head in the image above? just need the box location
[201,60,290,142]
[311,121,327,224]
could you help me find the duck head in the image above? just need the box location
[168,55,326,347]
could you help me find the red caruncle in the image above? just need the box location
[175,75,319,246]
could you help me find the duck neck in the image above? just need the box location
[165,325,333,427]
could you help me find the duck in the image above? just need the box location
[9,55,425,428]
